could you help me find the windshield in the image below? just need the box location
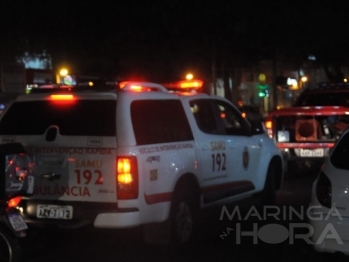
[293,92,349,107]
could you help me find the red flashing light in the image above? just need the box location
[119,81,129,89]
[119,81,166,92]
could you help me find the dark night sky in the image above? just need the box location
[1,1,349,81]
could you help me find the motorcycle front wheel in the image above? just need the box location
[0,225,21,262]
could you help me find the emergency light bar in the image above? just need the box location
[119,82,168,92]
[178,80,203,89]
[161,79,204,92]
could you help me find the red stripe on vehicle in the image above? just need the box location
[200,180,254,194]
[144,192,172,205]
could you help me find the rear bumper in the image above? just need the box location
[19,199,139,229]
[279,147,329,168]
[94,212,141,228]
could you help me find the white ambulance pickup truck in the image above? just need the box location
[0,81,284,247]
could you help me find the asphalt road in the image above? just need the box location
[20,169,348,262]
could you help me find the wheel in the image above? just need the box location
[261,164,277,206]
[143,181,199,248]
[169,185,199,249]
[0,225,22,262]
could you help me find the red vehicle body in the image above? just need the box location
[265,82,349,172]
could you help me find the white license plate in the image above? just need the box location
[300,148,324,157]
[8,213,28,231]
[37,205,73,219]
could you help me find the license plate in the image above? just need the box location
[300,148,324,157]
[8,213,28,231]
[37,205,73,219]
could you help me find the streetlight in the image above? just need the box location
[60,68,68,76]
[186,73,193,80]
[56,68,69,84]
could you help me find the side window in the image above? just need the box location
[131,100,194,145]
[189,100,219,134]
[212,100,250,136]
[330,132,349,170]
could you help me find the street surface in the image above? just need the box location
[20,168,348,262]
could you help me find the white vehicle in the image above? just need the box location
[310,125,349,256]
[0,81,284,247]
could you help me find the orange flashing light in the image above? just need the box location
[265,120,272,129]
[119,81,129,89]
[8,196,22,208]
[50,94,74,100]
[178,79,203,89]
[130,85,143,92]
[241,112,247,118]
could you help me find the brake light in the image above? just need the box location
[8,196,22,208]
[117,156,138,199]
[316,172,332,208]
[265,120,272,129]
[265,120,273,138]
[50,94,74,100]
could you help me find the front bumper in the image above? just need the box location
[309,211,349,255]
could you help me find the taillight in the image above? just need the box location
[265,120,273,138]
[8,196,22,208]
[117,156,139,199]
[265,120,272,129]
[316,172,332,208]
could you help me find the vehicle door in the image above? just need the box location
[210,99,263,193]
[186,98,242,204]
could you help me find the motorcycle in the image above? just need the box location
[0,143,35,262]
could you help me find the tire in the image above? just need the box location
[261,164,277,206]
[143,181,199,249]
[0,225,22,262]
[169,185,199,249]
